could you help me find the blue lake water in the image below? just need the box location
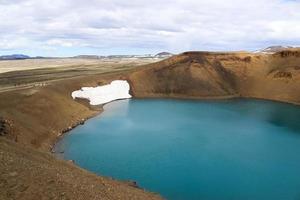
[55,99,300,200]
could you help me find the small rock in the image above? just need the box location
[68,160,75,164]
[125,180,139,188]
[9,172,18,177]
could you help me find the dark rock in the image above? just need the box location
[244,56,251,62]
[125,181,140,188]
[0,118,10,136]
[278,50,300,58]
[274,71,293,79]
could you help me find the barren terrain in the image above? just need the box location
[0,58,163,200]
[0,58,157,93]
[1,49,300,199]
[129,50,300,104]
[0,58,157,74]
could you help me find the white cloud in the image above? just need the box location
[0,36,30,50]
[267,20,300,40]
[46,39,75,47]
[0,0,300,55]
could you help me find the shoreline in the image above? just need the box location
[50,93,300,199]
[50,111,102,153]
[51,93,300,155]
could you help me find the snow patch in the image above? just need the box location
[71,80,132,105]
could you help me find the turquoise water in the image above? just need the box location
[55,99,300,200]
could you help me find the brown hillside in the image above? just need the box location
[128,50,300,104]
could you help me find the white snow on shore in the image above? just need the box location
[71,80,132,105]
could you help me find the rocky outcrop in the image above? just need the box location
[277,50,300,58]
[0,118,15,141]
[0,118,9,136]
[273,71,293,79]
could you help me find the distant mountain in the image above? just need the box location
[0,54,31,60]
[106,54,153,59]
[0,53,175,60]
[75,54,170,59]
[155,52,173,58]
[256,46,297,54]
[73,55,105,59]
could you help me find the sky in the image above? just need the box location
[0,0,300,56]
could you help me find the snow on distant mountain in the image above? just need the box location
[73,53,174,59]
[0,52,174,60]
[73,55,105,59]
[255,46,297,54]
[155,52,173,58]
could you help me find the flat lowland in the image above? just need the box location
[0,58,158,93]
[0,58,157,74]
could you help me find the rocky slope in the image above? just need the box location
[128,49,300,104]
[0,137,161,200]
